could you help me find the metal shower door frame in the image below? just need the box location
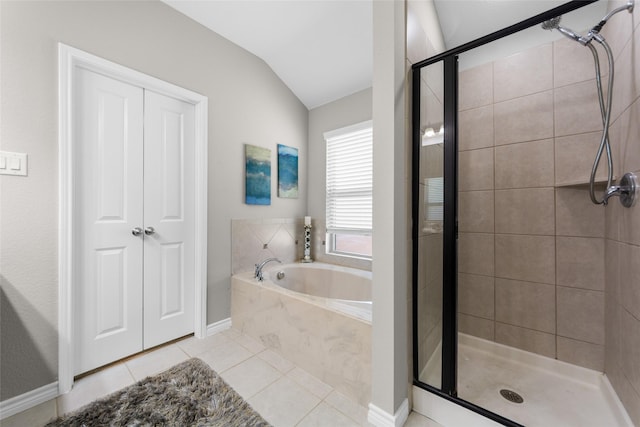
[410,1,599,426]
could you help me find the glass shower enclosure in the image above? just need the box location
[410,1,623,425]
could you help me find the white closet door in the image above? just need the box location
[142,90,195,348]
[74,68,144,374]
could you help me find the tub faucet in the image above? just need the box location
[254,257,282,281]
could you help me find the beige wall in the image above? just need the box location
[602,0,640,425]
[0,0,308,400]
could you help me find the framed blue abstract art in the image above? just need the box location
[277,144,298,199]
[245,144,271,205]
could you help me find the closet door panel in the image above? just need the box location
[74,68,144,375]
[143,90,196,348]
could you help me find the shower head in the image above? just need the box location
[541,15,588,44]
[541,16,562,31]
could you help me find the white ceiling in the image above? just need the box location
[163,0,373,110]
[163,0,607,109]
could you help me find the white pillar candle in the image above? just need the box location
[304,216,311,226]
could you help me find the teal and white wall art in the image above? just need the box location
[245,144,271,205]
[277,144,298,199]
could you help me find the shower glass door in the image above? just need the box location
[414,60,445,390]
[413,56,458,395]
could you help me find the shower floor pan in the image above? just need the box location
[421,334,632,427]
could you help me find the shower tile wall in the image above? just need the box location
[458,40,607,370]
[602,0,640,424]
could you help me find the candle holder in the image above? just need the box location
[301,224,313,263]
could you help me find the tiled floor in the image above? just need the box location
[2,328,441,427]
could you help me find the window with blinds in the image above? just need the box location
[324,120,373,259]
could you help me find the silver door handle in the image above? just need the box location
[132,227,143,236]
[144,226,155,235]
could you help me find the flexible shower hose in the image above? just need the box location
[586,37,615,205]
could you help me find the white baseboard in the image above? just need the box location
[0,382,58,420]
[206,317,232,336]
[367,398,409,427]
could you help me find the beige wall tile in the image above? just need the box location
[620,308,640,406]
[555,132,611,186]
[610,38,637,123]
[605,198,623,242]
[553,36,606,88]
[555,187,604,237]
[459,62,493,111]
[495,234,555,284]
[556,336,604,371]
[495,139,554,189]
[458,273,494,319]
[494,43,553,102]
[459,314,494,341]
[458,190,494,233]
[605,360,640,427]
[605,272,622,375]
[458,232,494,276]
[599,0,635,60]
[616,98,640,174]
[495,278,556,333]
[494,91,554,145]
[495,322,556,358]
[556,236,605,291]
[495,188,555,235]
[623,197,640,247]
[557,286,605,345]
[418,234,443,292]
[459,148,494,191]
[459,105,494,151]
[554,80,604,137]
[619,242,640,321]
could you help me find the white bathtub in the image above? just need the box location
[231,262,372,405]
[268,263,372,322]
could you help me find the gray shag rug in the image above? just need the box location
[47,358,271,426]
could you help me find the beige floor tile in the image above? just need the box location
[57,363,135,415]
[287,367,333,399]
[198,339,253,373]
[124,344,189,381]
[324,390,369,425]
[231,331,266,354]
[404,411,445,427]
[248,376,320,427]
[1,399,57,427]
[297,402,360,427]
[176,332,231,357]
[219,356,281,400]
[257,348,296,373]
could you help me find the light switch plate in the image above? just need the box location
[0,151,28,176]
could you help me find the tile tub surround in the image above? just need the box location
[231,218,372,274]
[231,270,372,406]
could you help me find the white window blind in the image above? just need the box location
[324,121,373,236]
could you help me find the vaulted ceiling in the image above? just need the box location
[163,1,607,109]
